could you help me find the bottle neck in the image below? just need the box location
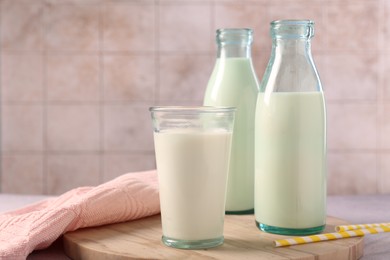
[270,20,314,57]
[215,28,253,59]
[218,44,251,59]
[260,20,321,93]
[273,38,311,57]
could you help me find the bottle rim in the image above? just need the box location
[216,28,253,35]
[271,20,314,26]
[270,19,315,39]
[216,28,253,45]
[149,106,236,114]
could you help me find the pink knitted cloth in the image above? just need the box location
[0,170,160,259]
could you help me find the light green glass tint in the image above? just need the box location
[261,20,321,93]
[255,20,327,236]
[270,20,314,39]
[150,106,235,133]
[150,106,235,249]
[204,28,260,214]
[216,28,253,58]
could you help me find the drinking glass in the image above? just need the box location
[150,106,235,249]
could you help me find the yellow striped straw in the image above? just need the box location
[274,225,390,247]
[335,222,390,232]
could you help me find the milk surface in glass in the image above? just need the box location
[154,129,232,240]
[255,92,326,229]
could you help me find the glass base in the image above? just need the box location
[162,236,224,249]
[226,208,254,215]
[256,221,325,236]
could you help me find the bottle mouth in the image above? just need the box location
[216,28,253,45]
[270,20,314,39]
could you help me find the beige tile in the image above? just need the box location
[1,154,44,194]
[47,154,100,195]
[154,100,202,107]
[1,105,44,151]
[103,3,155,51]
[45,4,100,51]
[378,104,390,149]
[379,153,390,194]
[1,53,44,102]
[103,105,154,152]
[1,2,44,51]
[47,105,100,151]
[47,54,100,102]
[1,0,47,3]
[383,1,390,51]
[103,153,155,182]
[159,3,211,52]
[214,3,264,54]
[253,52,272,84]
[159,54,213,102]
[326,2,379,51]
[45,0,104,3]
[327,103,377,150]
[215,0,321,3]
[313,53,327,89]
[328,152,377,195]
[103,54,155,101]
[322,53,378,101]
[383,54,390,100]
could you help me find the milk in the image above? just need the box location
[255,92,326,229]
[154,130,232,240]
[204,57,258,212]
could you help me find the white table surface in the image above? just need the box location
[1,194,389,260]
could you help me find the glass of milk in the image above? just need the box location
[150,106,235,249]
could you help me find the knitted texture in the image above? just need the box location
[0,170,160,260]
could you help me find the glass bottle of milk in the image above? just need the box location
[204,28,259,214]
[255,20,326,235]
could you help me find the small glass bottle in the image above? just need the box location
[204,28,259,214]
[255,20,326,235]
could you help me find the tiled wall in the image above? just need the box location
[0,0,388,195]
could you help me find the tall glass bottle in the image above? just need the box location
[204,28,259,214]
[255,20,326,235]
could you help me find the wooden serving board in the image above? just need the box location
[63,215,363,260]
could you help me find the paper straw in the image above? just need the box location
[274,225,390,247]
[335,222,390,232]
